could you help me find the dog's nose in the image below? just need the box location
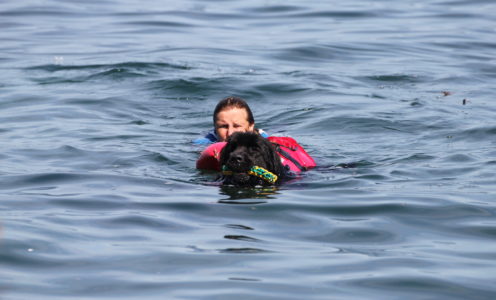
[230,153,244,164]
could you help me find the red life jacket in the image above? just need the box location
[196,137,316,173]
[196,142,226,171]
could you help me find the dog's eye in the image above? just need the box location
[247,146,259,154]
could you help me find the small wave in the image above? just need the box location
[121,20,194,28]
[26,62,191,73]
[25,62,192,85]
[219,247,272,254]
[244,5,304,14]
[341,275,494,299]
[356,74,424,84]
[455,126,496,141]
[270,45,344,62]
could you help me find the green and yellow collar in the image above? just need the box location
[222,165,278,184]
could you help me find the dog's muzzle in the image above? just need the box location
[225,152,251,172]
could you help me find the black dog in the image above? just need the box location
[220,132,286,186]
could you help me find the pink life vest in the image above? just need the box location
[196,136,316,173]
[196,142,226,171]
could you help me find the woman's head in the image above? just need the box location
[213,96,255,142]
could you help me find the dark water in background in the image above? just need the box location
[1,0,496,299]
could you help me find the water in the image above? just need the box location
[1,0,496,299]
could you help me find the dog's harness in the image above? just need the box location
[222,165,278,184]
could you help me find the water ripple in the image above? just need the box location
[2,0,496,299]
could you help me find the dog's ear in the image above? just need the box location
[260,139,284,177]
[220,135,236,166]
[270,145,284,177]
[219,145,228,166]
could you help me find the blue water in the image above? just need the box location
[1,0,496,299]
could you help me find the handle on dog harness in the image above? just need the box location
[272,144,307,172]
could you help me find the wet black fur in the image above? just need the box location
[220,132,285,186]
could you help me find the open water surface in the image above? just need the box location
[1,0,496,299]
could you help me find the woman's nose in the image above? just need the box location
[226,129,232,139]
[226,127,234,138]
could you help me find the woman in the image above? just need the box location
[195,96,316,172]
[193,96,268,144]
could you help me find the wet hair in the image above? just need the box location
[213,96,255,125]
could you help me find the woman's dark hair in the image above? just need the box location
[213,96,255,125]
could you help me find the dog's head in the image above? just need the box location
[219,132,285,186]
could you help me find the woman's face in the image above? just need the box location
[215,107,255,142]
